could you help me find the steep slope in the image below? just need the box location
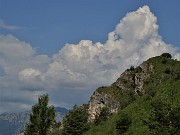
[85,54,180,135]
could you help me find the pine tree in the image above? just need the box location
[25,94,56,135]
[62,105,89,135]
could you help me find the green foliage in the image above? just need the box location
[130,66,135,70]
[94,107,111,125]
[174,69,180,81]
[144,85,156,99]
[50,129,62,135]
[116,113,132,135]
[161,53,172,59]
[164,68,171,74]
[144,98,180,135]
[25,94,56,135]
[162,58,168,64]
[134,66,142,73]
[62,105,89,135]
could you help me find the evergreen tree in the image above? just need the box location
[25,94,56,135]
[161,53,172,59]
[62,105,89,135]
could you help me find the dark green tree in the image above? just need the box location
[94,107,111,125]
[161,53,172,59]
[116,113,132,135]
[62,105,89,135]
[25,94,56,135]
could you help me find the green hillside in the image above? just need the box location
[84,54,180,135]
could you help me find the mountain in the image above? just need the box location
[0,107,68,135]
[83,54,180,134]
[0,111,29,135]
[55,107,69,122]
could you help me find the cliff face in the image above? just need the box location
[88,90,120,122]
[116,61,154,95]
[87,60,154,122]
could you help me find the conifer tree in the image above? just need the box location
[62,105,89,135]
[25,94,55,135]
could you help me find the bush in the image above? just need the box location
[161,53,172,59]
[135,66,142,73]
[116,113,132,135]
[94,107,111,125]
[130,66,135,70]
[164,68,171,74]
[175,72,180,80]
[162,59,167,64]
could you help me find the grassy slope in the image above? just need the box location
[84,56,180,135]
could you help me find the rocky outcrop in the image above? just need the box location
[116,61,154,95]
[134,62,154,94]
[87,60,154,122]
[88,90,120,122]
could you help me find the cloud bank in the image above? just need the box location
[0,6,179,113]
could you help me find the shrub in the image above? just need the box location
[135,66,142,73]
[162,59,167,64]
[164,68,171,74]
[116,113,132,135]
[94,107,111,125]
[161,53,172,59]
[130,66,135,70]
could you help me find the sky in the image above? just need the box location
[0,0,180,113]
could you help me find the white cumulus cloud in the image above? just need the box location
[45,5,179,87]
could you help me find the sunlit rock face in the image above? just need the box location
[88,90,120,122]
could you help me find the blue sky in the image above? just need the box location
[0,0,180,113]
[0,0,179,56]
